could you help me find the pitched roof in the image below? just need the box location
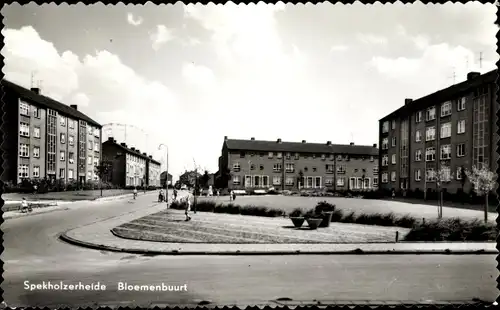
[2,79,102,127]
[103,139,161,164]
[224,139,378,156]
[380,69,497,121]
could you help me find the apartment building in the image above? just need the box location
[378,70,498,194]
[219,137,379,191]
[101,137,161,187]
[1,79,102,186]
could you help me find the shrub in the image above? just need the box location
[289,208,304,217]
[196,201,216,212]
[330,209,344,222]
[315,201,336,214]
[394,214,417,228]
[240,205,267,217]
[404,218,498,241]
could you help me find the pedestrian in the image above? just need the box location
[33,184,37,195]
[216,189,220,198]
[392,189,395,199]
[185,192,192,221]
[173,189,178,202]
[229,190,233,202]
[232,190,236,201]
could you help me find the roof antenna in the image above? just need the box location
[479,51,483,69]
[448,67,456,85]
[30,71,37,88]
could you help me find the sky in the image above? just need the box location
[2,2,498,180]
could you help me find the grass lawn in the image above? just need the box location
[2,189,134,202]
[198,195,497,223]
[113,210,408,244]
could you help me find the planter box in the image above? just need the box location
[306,218,323,230]
[290,217,305,228]
[320,211,333,228]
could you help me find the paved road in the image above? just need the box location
[2,192,497,307]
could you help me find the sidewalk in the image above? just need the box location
[60,203,498,255]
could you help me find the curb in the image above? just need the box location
[60,231,498,256]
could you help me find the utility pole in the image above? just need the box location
[158,144,169,207]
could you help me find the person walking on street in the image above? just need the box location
[229,190,233,202]
[185,191,192,221]
[173,189,178,202]
[232,190,236,201]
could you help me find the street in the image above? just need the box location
[2,192,497,307]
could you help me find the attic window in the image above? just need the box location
[240,152,246,158]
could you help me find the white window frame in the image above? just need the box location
[414,169,421,181]
[426,107,436,121]
[440,122,451,139]
[59,168,65,179]
[314,176,322,188]
[325,178,333,186]
[390,171,396,182]
[68,169,74,180]
[337,177,345,187]
[33,146,40,158]
[60,151,66,161]
[425,147,436,162]
[373,177,378,186]
[382,138,389,150]
[391,154,396,165]
[20,102,29,116]
[232,175,241,185]
[33,166,40,178]
[19,144,29,157]
[273,176,281,186]
[268,152,273,159]
[285,163,295,173]
[426,126,436,141]
[349,177,356,189]
[382,121,389,133]
[88,140,93,150]
[457,120,466,134]
[415,149,422,161]
[457,97,466,111]
[94,143,99,152]
[426,168,436,182]
[440,144,452,160]
[18,164,29,178]
[440,101,452,117]
[20,123,30,137]
[381,173,388,183]
[87,156,92,165]
[69,152,75,164]
[33,127,40,138]
[391,137,396,147]
[60,116,66,127]
[415,111,422,123]
[60,133,66,144]
[277,152,282,159]
[285,177,294,186]
[456,144,466,157]
[69,135,74,146]
[373,167,379,174]
[415,130,421,142]
[273,163,282,172]
[69,119,74,129]
[456,167,463,180]
[391,120,396,130]
[233,163,240,171]
[326,164,334,173]
[363,178,370,189]
[382,155,389,166]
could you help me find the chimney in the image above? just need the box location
[136,149,141,154]
[107,137,114,142]
[350,142,354,146]
[302,140,306,143]
[30,87,40,94]
[277,138,282,143]
[120,143,127,147]
[373,143,377,148]
[467,72,480,80]
[113,139,116,143]
[131,147,135,151]
[251,137,255,140]
[224,136,228,141]
[149,155,152,159]
[326,141,331,146]
[404,98,413,106]
[70,104,78,110]
[142,152,147,156]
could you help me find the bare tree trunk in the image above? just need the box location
[484,194,488,223]
[439,190,443,219]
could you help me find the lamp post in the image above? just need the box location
[158,144,169,207]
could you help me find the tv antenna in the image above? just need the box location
[479,52,483,69]
[448,68,456,85]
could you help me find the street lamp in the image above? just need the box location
[158,144,169,207]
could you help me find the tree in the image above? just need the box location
[435,164,453,219]
[215,167,231,189]
[465,165,497,223]
[95,159,112,197]
[200,170,210,189]
[297,170,304,190]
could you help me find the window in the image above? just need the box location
[440,122,451,138]
[87,171,92,180]
[18,164,29,178]
[69,119,74,129]
[60,133,66,144]
[312,167,317,172]
[382,121,389,133]
[382,155,389,166]
[391,154,396,164]
[440,145,452,160]
[425,127,435,141]
[33,166,40,178]
[337,165,346,173]
[441,101,452,117]
[391,171,396,182]
[20,102,29,116]
[315,177,322,188]
[456,143,466,157]
[326,164,334,173]
[59,168,65,179]
[69,152,75,164]
[425,147,436,162]
[60,151,66,161]
[260,164,264,170]
[382,138,389,149]
[415,149,422,161]
[60,117,66,127]
[321,154,326,160]
[285,152,291,160]
[426,168,436,182]
[381,173,388,183]
[33,146,40,158]
[337,177,345,186]
[33,107,40,118]
[88,141,93,150]
[457,120,466,134]
[233,163,240,171]
[330,154,335,161]
[87,156,92,165]
[426,107,436,121]
[285,177,294,186]
[456,167,463,180]
[285,163,295,173]
[415,111,422,123]
[273,176,281,185]
[391,137,396,147]
[19,143,29,157]
[325,178,333,186]
[373,177,378,186]
[268,152,273,158]
[363,178,370,189]
[94,128,100,137]
[33,127,40,138]
[68,135,74,145]
[414,169,421,181]
[273,163,282,172]
[415,130,422,142]
[277,152,282,159]
[370,156,374,162]
[68,169,74,180]
[250,164,255,170]
[294,153,299,160]
[441,166,451,182]
[457,97,466,111]
[20,123,30,137]
[391,120,396,130]
[373,167,379,174]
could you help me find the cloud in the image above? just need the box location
[330,45,349,52]
[356,33,388,45]
[2,26,193,177]
[150,25,175,51]
[181,62,216,89]
[126,13,143,26]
